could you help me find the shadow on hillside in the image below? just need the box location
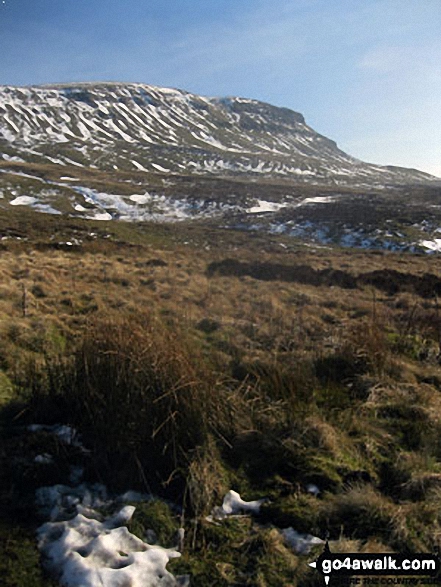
[207,259,441,298]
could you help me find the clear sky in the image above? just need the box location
[1,0,440,177]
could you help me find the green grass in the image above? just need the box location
[2,207,441,584]
[0,523,58,587]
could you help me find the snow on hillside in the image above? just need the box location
[0,83,435,186]
[1,82,440,253]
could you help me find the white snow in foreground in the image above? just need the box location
[306,483,320,497]
[420,239,441,252]
[28,424,85,449]
[29,423,187,586]
[221,490,264,514]
[9,195,38,206]
[209,490,265,521]
[281,528,324,555]
[36,484,183,587]
[34,453,54,465]
[208,490,324,557]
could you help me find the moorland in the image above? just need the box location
[2,207,441,585]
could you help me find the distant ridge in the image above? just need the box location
[0,82,435,186]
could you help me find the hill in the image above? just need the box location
[1,82,440,252]
[1,212,441,585]
[0,82,434,185]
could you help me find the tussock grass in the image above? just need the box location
[30,313,219,495]
[3,211,441,583]
[321,484,397,542]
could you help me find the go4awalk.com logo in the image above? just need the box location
[309,542,440,585]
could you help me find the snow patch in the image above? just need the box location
[28,424,85,450]
[2,153,25,162]
[298,196,334,205]
[247,200,287,214]
[306,484,320,497]
[37,484,183,587]
[221,490,264,515]
[132,160,148,172]
[420,239,441,252]
[35,454,54,465]
[130,194,150,204]
[29,421,188,587]
[34,203,62,215]
[209,490,265,520]
[281,528,324,555]
[10,195,38,206]
[151,163,170,173]
[92,212,113,221]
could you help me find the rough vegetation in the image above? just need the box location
[2,208,441,585]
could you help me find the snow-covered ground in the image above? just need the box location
[37,484,184,587]
[30,423,187,587]
[2,164,440,253]
[247,199,287,213]
[3,181,244,223]
[30,423,324,586]
[208,490,323,555]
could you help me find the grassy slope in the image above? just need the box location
[2,208,441,585]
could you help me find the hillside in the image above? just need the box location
[2,212,441,585]
[2,83,441,586]
[1,83,440,253]
[0,82,434,185]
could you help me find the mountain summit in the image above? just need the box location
[1,82,440,253]
[0,82,434,186]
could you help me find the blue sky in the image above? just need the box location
[1,0,440,176]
